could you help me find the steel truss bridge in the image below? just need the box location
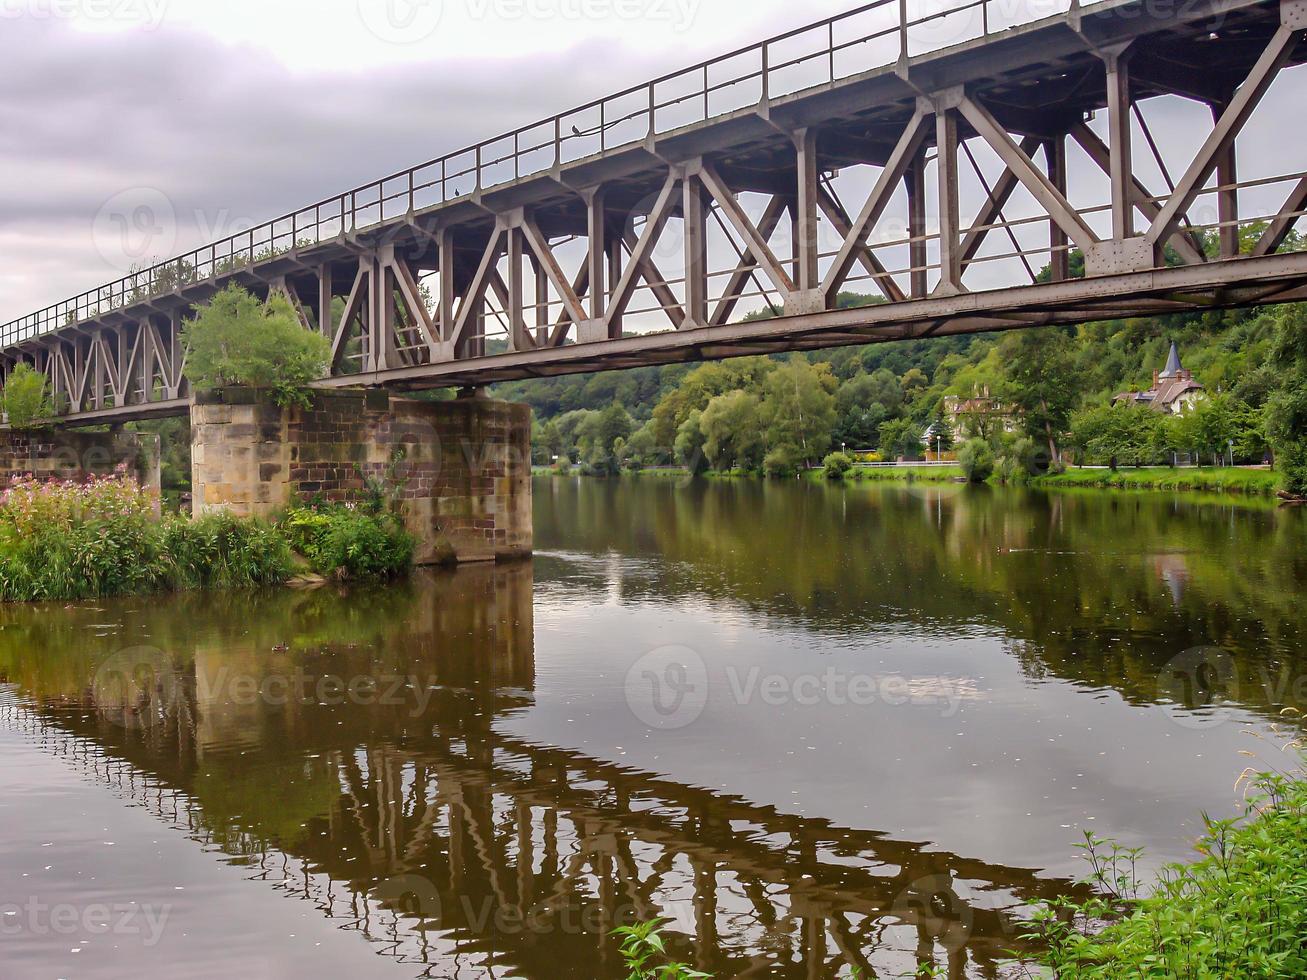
[4,0,1307,424]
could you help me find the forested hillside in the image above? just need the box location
[497,292,1306,490]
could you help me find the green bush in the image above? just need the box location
[957,438,995,483]
[0,474,290,601]
[182,284,330,408]
[1029,771,1307,978]
[280,505,413,580]
[2,363,53,429]
[161,512,293,589]
[822,451,855,480]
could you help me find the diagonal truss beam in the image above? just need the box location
[521,216,589,328]
[958,134,1043,269]
[957,93,1099,252]
[698,161,794,298]
[816,187,906,303]
[1069,122,1207,265]
[1253,175,1307,257]
[710,195,788,325]
[1146,21,1300,251]
[822,106,930,302]
[605,171,681,333]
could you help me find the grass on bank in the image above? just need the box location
[0,472,413,603]
[1030,466,1280,496]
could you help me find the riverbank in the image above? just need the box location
[1030,466,1280,496]
[1032,769,1307,977]
[0,474,413,603]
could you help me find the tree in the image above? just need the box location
[650,358,772,447]
[183,285,330,408]
[758,357,837,470]
[700,390,764,472]
[674,410,709,474]
[576,401,633,475]
[834,371,898,448]
[2,363,53,429]
[999,328,1077,465]
[957,438,995,482]
[532,419,565,466]
[1266,305,1307,493]
[878,417,923,461]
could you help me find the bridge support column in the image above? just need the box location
[190,389,532,565]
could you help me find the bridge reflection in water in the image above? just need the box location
[0,562,1071,979]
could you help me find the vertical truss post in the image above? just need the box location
[906,157,928,299]
[1103,47,1134,241]
[683,169,709,328]
[317,263,333,338]
[437,227,456,348]
[1210,97,1240,258]
[934,95,963,295]
[1045,135,1070,281]
[793,128,821,295]
[507,225,529,352]
[585,188,607,321]
[532,251,549,345]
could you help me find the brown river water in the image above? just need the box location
[1,477,1304,978]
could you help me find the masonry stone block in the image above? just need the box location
[191,389,532,564]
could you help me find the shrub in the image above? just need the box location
[182,285,330,408]
[281,505,413,580]
[2,364,53,429]
[161,512,293,589]
[957,438,995,483]
[1028,771,1307,978]
[0,472,162,600]
[822,451,855,480]
[763,445,801,478]
[0,473,291,601]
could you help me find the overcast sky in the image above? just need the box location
[0,0,862,323]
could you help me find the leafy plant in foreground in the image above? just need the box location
[1022,761,1307,978]
[613,919,711,980]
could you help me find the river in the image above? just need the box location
[1,477,1304,978]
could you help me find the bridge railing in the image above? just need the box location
[0,0,1104,349]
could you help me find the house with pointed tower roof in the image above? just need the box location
[1113,342,1206,415]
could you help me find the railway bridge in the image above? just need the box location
[1,0,1305,556]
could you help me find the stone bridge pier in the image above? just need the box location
[0,427,161,503]
[190,389,532,565]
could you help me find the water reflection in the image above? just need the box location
[1,480,1304,979]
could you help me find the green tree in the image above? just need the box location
[957,437,995,482]
[700,389,764,472]
[674,410,709,474]
[2,363,53,429]
[999,328,1078,465]
[183,285,330,408]
[878,417,923,461]
[1266,305,1307,493]
[576,401,633,476]
[758,357,837,470]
